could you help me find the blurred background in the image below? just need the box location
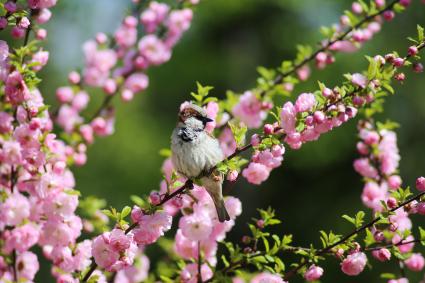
[37,0,425,281]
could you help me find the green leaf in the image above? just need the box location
[228,121,247,147]
[130,195,146,207]
[121,206,131,218]
[419,226,425,245]
[159,148,172,157]
[417,25,424,42]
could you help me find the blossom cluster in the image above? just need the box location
[352,120,425,281]
[54,0,198,166]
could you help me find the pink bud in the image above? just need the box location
[375,0,385,8]
[124,16,138,28]
[56,87,74,103]
[352,96,365,106]
[263,124,274,135]
[149,192,161,205]
[374,231,385,242]
[393,58,404,67]
[372,248,391,262]
[416,176,425,191]
[121,89,134,102]
[356,142,369,155]
[408,46,418,56]
[322,87,333,98]
[399,0,411,7]
[404,253,424,272]
[394,73,405,82]
[53,161,66,175]
[11,27,25,38]
[36,29,47,40]
[352,2,363,14]
[304,265,324,281]
[36,9,52,24]
[4,1,17,13]
[250,134,261,147]
[387,175,402,190]
[227,170,238,182]
[313,111,325,124]
[383,10,395,21]
[80,124,94,144]
[95,33,108,44]
[345,106,357,118]
[417,202,425,215]
[386,197,397,209]
[256,219,265,229]
[18,17,30,29]
[0,17,7,30]
[305,115,314,126]
[413,63,424,73]
[103,79,117,95]
[68,71,81,84]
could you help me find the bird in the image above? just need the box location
[171,103,230,222]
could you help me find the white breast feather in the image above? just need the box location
[171,129,224,179]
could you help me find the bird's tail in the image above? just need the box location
[214,198,230,223]
[202,174,230,222]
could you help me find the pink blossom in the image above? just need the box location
[405,253,424,271]
[180,212,213,241]
[351,73,367,88]
[280,102,296,134]
[3,223,40,253]
[28,0,57,9]
[252,149,283,169]
[361,182,386,211]
[242,162,270,185]
[295,93,316,113]
[35,8,52,24]
[251,272,287,283]
[83,41,117,86]
[372,248,391,262]
[39,219,75,246]
[92,233,120,270]
[0,112,13,133]
[388,279,408,283]
[392,234,415,253]
[56,86,74,103]
[114,254,150,283]
[140,1,170,33]
[124,73,149,93]
[5,71,30,104]
[132,210,172,245]
[0,193,30,226]
[57,105,83,133]
[115,25,137,48]
[16,251,39,281]
[353,158,378,179]
[180,263,213,283]
[72,91,90,111]
[341,252,367,276]
[232,91,267,128]
[0,140,23,165]
[225,197,242,219]
[227,170,238,182]
[378,130,400,175]
[31,50,49,71]
[389,209,412,232]
[138,35,171,65]
[174,229,217,261]
[304,265,324,281]
[296,65,310,81]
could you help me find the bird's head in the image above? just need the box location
[178,103,213,129]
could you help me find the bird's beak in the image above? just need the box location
[200,116,214,123]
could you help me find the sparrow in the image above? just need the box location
[171,103,230,222]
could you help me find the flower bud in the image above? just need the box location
[256,219,265,229]
[393,58,404,67]
[413,63,424,73]
[372,248,391,262]
[383,10,395,21]
[386,197,397,209]
[416,176,425,191]
[250,134,261,147]
[149,191,161,205]
[263,124,274,135]
[227,170,238,182]
[408,45,418,56]
[304,265,324,281]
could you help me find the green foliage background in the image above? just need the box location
[35,0,425,281]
